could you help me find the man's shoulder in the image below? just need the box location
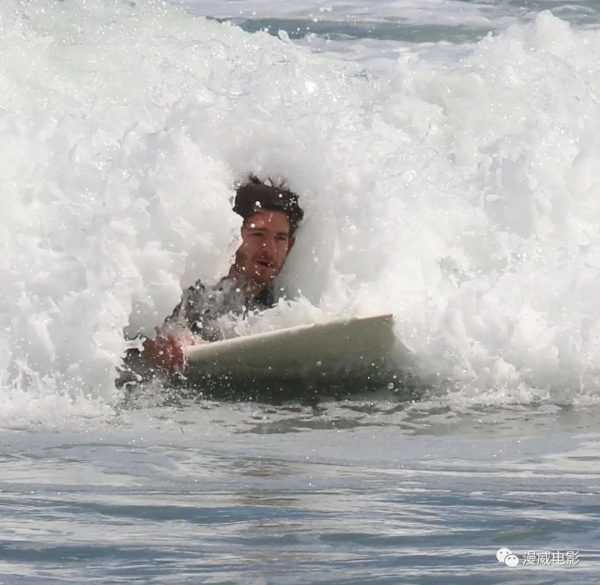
[183,278,220,304]
[186,278,207,293]
[186,276,234,293]
[182,276,235,311]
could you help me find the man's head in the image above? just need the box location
[231,177,303,290]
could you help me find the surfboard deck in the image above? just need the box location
[184,313,409,386]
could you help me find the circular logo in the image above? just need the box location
[496,547,512,563]
[505,554,519,568]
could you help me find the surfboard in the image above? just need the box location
[184,313,409,387]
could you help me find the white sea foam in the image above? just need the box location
[2,1,600,425]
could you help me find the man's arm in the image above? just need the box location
[143,281,210,371]
[117,282,208,385]
[141,330,198,372]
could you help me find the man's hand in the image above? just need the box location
[142,332,204,373]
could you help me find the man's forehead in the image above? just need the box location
[245,210,290,231]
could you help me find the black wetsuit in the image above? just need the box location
[117,276,275,388]
[164,276,274,341]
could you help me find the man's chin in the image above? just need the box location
[251,267,277,286]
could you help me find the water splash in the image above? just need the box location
[2,1,600,422]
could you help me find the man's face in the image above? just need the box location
[235,210,295,287]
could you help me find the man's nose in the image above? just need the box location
[261,237,276,253]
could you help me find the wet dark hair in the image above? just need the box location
[233,176,304,235]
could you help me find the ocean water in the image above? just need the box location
[2,0,600,582]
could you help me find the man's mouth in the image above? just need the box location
[255,259,274,269]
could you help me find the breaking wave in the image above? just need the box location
[2,0,600,423]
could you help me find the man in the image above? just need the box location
[117,176,303,386]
